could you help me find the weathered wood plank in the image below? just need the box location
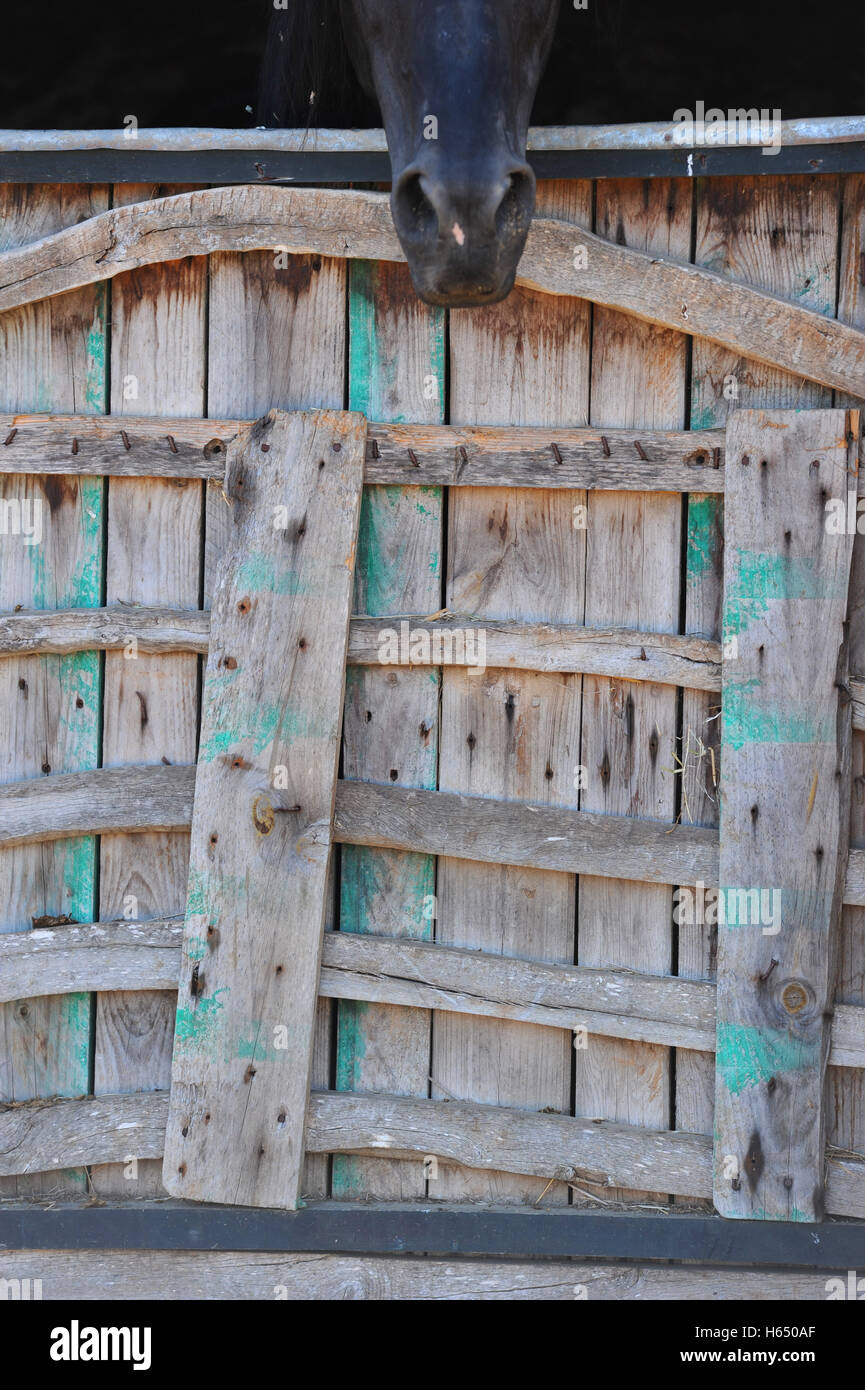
[0,764,195,847]
[830,172,865,1220]
[0,413,236,476]
[678,173,841,1202]
[3,1087,865,1216]
[0,605,211,654]
[334,257,444,1201]
[92,182,205,1199]
[206,213,347,1202]
[162,409,364,1210]
[0,917,184,1002]
[7,764,865,907]
[0,608,723,691]
[714,408,858,1221]
[575,178,690,1204]
[0,414,726,490]
[0,1249,841,1301]
[3,186,865,397]
[0,182,108,1201]
[6,920,865,1068]
[436,179,591,1203]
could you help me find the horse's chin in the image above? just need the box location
[411,276,517,309]
[404,255,521,308]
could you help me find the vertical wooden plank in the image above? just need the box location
[163,409,365,1210]
[834,174,865,1170]
[434,181,591,1203]
[714,408,856,1222]
[207,243,346,1198]
[91,183,205,1199]
[333,260,444,1201]
[678,175,839,1170]
[0,185,107,1197]
[575,178,689,1204]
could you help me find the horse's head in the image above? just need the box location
[343,0,560,307]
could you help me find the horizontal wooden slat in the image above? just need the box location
[0,413,725,489]
[364,422,726,490]
[3,922,864,1069]
[0,606,721,690]
[1,186,864,398]
[0,1251,838,1300]
[6,114,864,153]
[0,414,239,477]
[334,780,720,885]
[0,917,183,1002]
[5,766,865,907]
[7,608,865,735]
[0,606,210,655]
[0,764,195,847]
[3,1089,863,1217]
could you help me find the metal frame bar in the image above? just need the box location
[0,1203,863,1266]
[3,143,865,184]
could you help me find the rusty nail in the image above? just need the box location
[712,447,721,469]
[3,428,17,446]
[167,435,178,454]
[458,445,468,464]
[120,430,131,452]
[758,957,778,983]
[741,454,751,466]
[261,443,270,453]
[71,437,79,456]
[634,440,648,462]
[600,436,611,458]
[408,448,419,467]
[369,437,380,460]
[332,441,342,452]
[550,442,563,465]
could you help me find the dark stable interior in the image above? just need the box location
[2,0,864,132]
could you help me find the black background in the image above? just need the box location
[1,0,864,131]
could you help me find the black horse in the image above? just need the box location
[259,0,560,307]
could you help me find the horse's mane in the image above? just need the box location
[256,1,377,128]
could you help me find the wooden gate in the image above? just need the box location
[2,177,865,1295]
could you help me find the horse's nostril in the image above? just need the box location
[495,170,534,239]
[395,172,437,243]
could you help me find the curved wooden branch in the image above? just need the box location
[1,186,864,397]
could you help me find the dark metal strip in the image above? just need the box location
[2,143,865,185]
[0,1202,863,1266]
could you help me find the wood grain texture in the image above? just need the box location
[0,605,210,654]
[334,258,444,1201]
[206,225,346,1202]
[576,178,689,1203]
[0,1249,842,1300]
[0,183,108,1201]
[4,1087,865,1216]
[0,764,194,847]
[831,173,865,1206]
[163,410,364,1210]
[93,181,205,1200]
[7,765,865,909]
[6,919,865,1068]
[714,409,857,1221]
[677,174,841,1194]
[0,414,727,490]
[0,917,183,1002]
[435,180,591,1203]
[3,185,865,398]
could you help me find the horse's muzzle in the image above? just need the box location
[391,162,536,307]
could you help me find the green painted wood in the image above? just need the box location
[334,258,444,1200]
[0,184,107,1198]
[163,409,365,1210]
[714,407,858,1221]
